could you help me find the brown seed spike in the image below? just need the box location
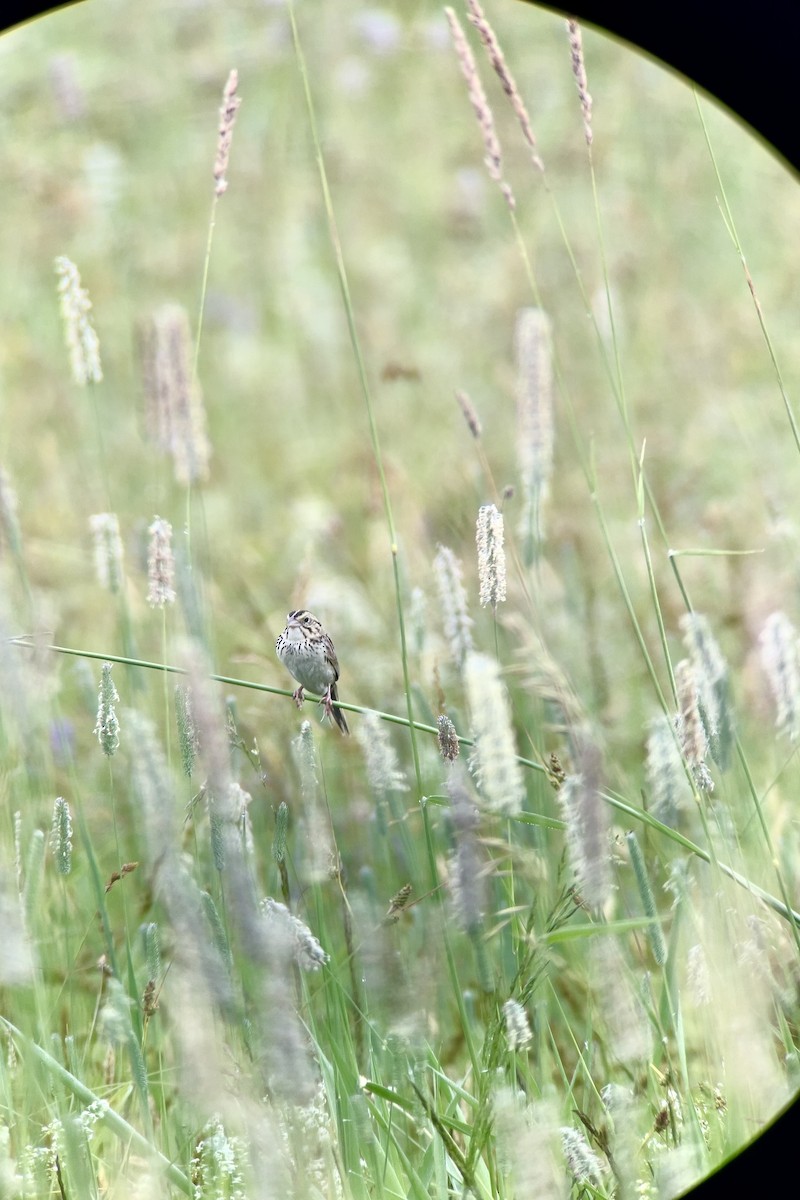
[437,714,460,762]
[214,69,241,197]
[566,20,593,147]
[444,7,516,211]
[385,883,413,923]
[455,389,482,439]
[465,0,544,173]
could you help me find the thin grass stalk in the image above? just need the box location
[588,463,671,716]
[661,895,692,1098]
[584,107,637,468]
[183,72,239,589]
[636,447,679,707]
[571,39,701,604]
[693,95,800,458]
[734,736,800,952]
[625,831,666,965]
[194,68,240,385]
[418,799,485,1093]
[453,392,509,521]
[287,0,424,796]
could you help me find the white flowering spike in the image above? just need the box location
[476,503,506,609]
[434,544,474,668]
[89,512,124,594]
[502,998,532,1050]
[94,662,120,757]
[464,651,524,815]
[759,611,800,740]
[54,256,102,384]
[146,516,176,608]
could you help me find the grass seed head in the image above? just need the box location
[50,797,73,876]
[446,770,484,935]
[645,712,691,825]
[93,662,120,757]
[444,6,515,210]
[675,658,714,792]
[464,651,525,815]
[759,611,800,739]
[560,1126,602,1187]
[502,998,532,1051]
[356,711,409,797]
[89,512,124,594]
[213,68,241,196]
[566,19,593,146]
[140,305,211,485]
[434,544,474,668]
[436,713,460,762]
[476,502,507,610]
[455,388,482,439]
[174,683,199,777]
[558,733,610,910]
[54,255,103,385]
[466,0,544,171]
[146,516,176,608]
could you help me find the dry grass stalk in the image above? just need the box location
[214,68,241,196]
[466,0,544,172]
[455,388,482,439]
[566,19,593,147]
[444,7,515,211]
[139,305,211,485]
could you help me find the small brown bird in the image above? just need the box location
[275,610,349,734]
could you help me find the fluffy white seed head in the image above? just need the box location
[464,651,525,815]
[759,611,800,739]
[54,256,103,385]
[476,503,507,610]
[434,544,474,668]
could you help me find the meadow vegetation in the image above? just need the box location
[0,1,799,1196]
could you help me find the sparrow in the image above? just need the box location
[276,610,349,734]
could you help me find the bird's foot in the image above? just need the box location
[292,686,305,709]
[320,686,335,721]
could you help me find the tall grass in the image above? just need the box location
[0,1,798,1197]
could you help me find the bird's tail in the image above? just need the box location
[331,683,349,735]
